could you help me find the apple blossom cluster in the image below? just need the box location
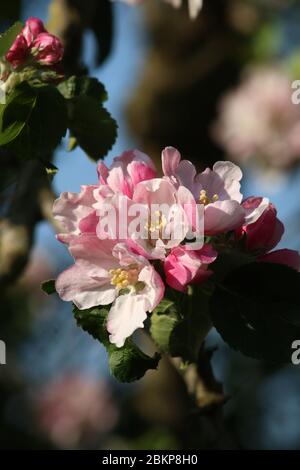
[213,67,300,168]
[5,17,63,69]
[114,0,203,19]
[53,148,300,348]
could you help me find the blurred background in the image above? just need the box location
[1,0,300,450]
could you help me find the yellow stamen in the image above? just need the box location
[144,212,167,235]
[110,264,140,290]
[199,190,219,205]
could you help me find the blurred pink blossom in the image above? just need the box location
[213,67,300,168]
[34,375,118,449]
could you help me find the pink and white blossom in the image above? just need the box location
[53,185,98,244]
[107,177,199,259]
[55,235,164,347]
[162,147,266,235]
[53,150,157,244]
[53,146,300,349]
[97,149,157,198]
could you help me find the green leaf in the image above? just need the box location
[67,95,117,160]
[29,85,68,158]
[108,343,160,384]
[0,82,37,146]
[150,300,179,353]
[58,76,108,102]
[59,77,116,160]
[150,292,212,362]
[0,21,23,57]
[41,280,56,295]
[0,83,67,160]
[74,306,160,382]
[211,262,300,363]
[170,290,212,362]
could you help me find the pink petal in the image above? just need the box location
[162,146,181,177]
[204,200,245,235]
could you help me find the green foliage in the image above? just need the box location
[59,76,117,161]
[74,306,160,383]
[0,83,68,161]
[150,299,180,353]
[0,82,37,146]
[0,74,116,183]
[0,21,23,57]
[58,76,108,102]
[67,95,117,160]
[150,291,212,363]
[29,85,68,158]
[41,280,56,295]
[211,262,300,364]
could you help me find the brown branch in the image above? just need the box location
[171,346,236,449]
[0,161,52,287]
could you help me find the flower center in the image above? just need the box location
[199,189,219,206]
[144,210,168,247]
[145,210,167,234]
[109,264,140,290]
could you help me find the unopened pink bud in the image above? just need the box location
[23,17,45,46]
[32,33,64,65]
[5,33,29,68]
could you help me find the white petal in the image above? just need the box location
[138,265,165,310]
[107,293,147,348]
[244,197,269,225]
[212,161,243,202]
[56,264,116,310]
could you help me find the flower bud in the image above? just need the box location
[31,33,64,65]
[6,34,29,68]
[238,197,284,254]
[23,17,45,46]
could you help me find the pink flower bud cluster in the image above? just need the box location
[6,17,64,69]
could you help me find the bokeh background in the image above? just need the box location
[1,0,300,450]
